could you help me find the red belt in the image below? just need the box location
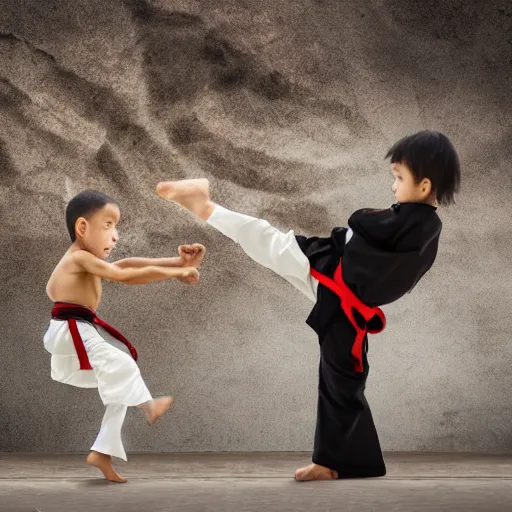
[51,302,138,370]
[311,260,386,373]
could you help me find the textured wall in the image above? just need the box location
[1,0,511,454]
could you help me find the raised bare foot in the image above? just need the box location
[295,463,339,481]
[139,396,174,425]
[156,178,215,221]
[86,451,127,483]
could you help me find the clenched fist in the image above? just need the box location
[178,266,200,284]
[178,243,206,268]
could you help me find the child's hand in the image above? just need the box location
[178,266,200,284]
[178,243,205,268]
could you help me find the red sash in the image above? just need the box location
[51,302,138,370]
[310,260,386,373]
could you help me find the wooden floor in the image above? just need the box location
[1,452,512,511]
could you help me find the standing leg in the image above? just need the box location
[91,404,128,461]
[87,404,129,483]
[78,324,173,482]
[337,394,386,477]
[299,319,385,480]
[310,363,385,478]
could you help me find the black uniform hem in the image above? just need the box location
[313,455,386,479]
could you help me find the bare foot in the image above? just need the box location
[139,396,174,425]
[295,463,339,481]
[86,451,127,483]
[156,178,215,221]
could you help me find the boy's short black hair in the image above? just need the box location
[66,190,118,242]
[385,130,461,205]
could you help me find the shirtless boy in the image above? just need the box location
[44,189,205,482]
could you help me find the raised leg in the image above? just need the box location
[81,324,154,407]
[138,396,174,425]
[156,179,318,302]
[156,179,215,221]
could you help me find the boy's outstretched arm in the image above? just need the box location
[113,244,205,269]
[73,250,199,285]
[113,256,183,269]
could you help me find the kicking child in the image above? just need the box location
[155,130,460,481]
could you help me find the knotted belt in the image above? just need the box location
[311,260,386,373]
[51,302,138,370]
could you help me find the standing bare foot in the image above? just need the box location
[295,463,339,481]
[139,396,174,425]
[86,451,127,483]
[156,179,215,221]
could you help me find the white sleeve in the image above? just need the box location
[207,205,318,302]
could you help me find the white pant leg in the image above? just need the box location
[81,326,152,462]
[90,404,128,461]
[44,320,152,461]
[207,205,318,302]
[43,320,98,388]
[77,322,153,407]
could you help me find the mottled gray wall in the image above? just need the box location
[1,0,511,454]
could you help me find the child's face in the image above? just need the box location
[391,162,432,204]
[75,203,121,259]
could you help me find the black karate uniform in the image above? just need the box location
[295,202,442,477]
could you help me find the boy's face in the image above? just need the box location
[75,203,121,259]
[391,162,432,204]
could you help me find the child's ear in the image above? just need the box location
[75,217,88,239]
[421,178,432,197]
